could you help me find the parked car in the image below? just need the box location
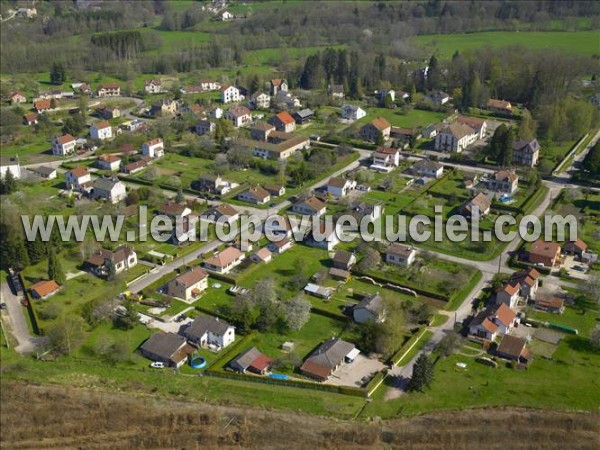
[572,265,587,272]
[175,314,187,323]
[150,361,165,368]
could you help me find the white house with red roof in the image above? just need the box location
[52,134,76,156]
[10,92,26,104]
[371,146,400,172]
[96,154,121,171]
[269,111,296,132]
[221,85,242,103]
[142,138,165,158]
[90,121,113,140]
[65,167,92,192]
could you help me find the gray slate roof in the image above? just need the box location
[184,315,231,339]
[304,338,355,370]
[140,332,186,360]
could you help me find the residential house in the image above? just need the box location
[425,91,450,105]
[341,104,366,121]
[144,79,163,94]
[328,84,344,99]
[486,99,513,114]
[97,106,120,120]
[65,167,92,192]
[512,139,540,167]
[96,154,121,171]
[250,248,272,264]
[411,159,444,179]
[529,240,561,267]
[532,296,565,314]
[86,245,137,277]
[269,79,288,96]
[267,237,293,254]
[218,10,233,21]
[183,315,235,350]
[195,119,216,136]
[306,221,341,251]
[52,134,77,156]
[157,201,198,245]
[10,92,26,104]
[269,111,296,132]
[263,183,285,197]
[300,338,358,381]
[92,177,127,203]
[29,280,61,300]
[90,121,113,141]
[563,239,588,257]
[385,244,416,267]
[96,83,121,97]
[345,202,384,222]
[488,170,518,194]
[468,303,517,341]
[221,85,241,103]
[194,173,235,195]
[31,166,57,180]
[203,247,245,273]
[353,294,385,324]
[210,107,224,119]
[507,268,540,301]
[250,121,276,141]
[292,196,326,217]
[263,217,293,239]
[371,146,400,172]
[391,127,421,147]
[378,88,395,103]
[0,157,21,180]
[34,99,57,113]
[167,267,209,302]
[496,335,532,365]
[422,122,444,139]
[238,186,271,205]
[456,116,488,139]
[139,332,193,368]
[121,160,147,174]
[293,108,315,124]
[229,347,273,375]
[326,177,356,197]
[249,91,270,109]
[274,90,301,109]
[151,98,178,117]
[462,192,491,218]
[200,80,221,91]
[435,123,478,153]
[239,134,310,160]
[23,112,38,126]
[332,250,357,271]
[200,204,240,224]
[360,117,391,142]
[226,105,252,127]
[142,138,165,159]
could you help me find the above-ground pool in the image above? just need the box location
[189,357,207,369]
[268,373,289,380]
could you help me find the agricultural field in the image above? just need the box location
[413,30,600,59]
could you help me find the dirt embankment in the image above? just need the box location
[1,382,598,449]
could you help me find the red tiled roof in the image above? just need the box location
[95,121,110,129]
[56,134,75,145]
[530,240,561,259]
[495,303,516,327]
[371,117,391,131]
[29,279,60,297]
[99,154,121,163]
[275,111,294,125]
[69,167,89,178]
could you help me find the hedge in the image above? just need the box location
[390,328,426,366]
[204,369,368,398]
[18,273,42,336]
[352,269,448,302]
[365,370,387,397]
[205,332,257,371]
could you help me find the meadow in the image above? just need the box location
[413,30,600,59]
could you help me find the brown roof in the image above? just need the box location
[509,268,540,288]
[333,250,355,265]
[494,303,517,327]
[145,79,162,85]
[24,112,38,122]
[465,192,491,214]
[123,160,147,172]
[534,296,564,309]
[242,186,270,201]
[158,202,188,216]
[173,267,208,287]
[567,239,587,251]
[327,177,348,188]
[370,117,391,131]
[204,247,244,268]
[497,281,520,296]
[29,279,60,297]
[11,91,25,99]
[263,183,283,193]
[386,243,414,257]
[271,237,292,249]
[99,83,120,90]
[456,115,486,129]
[56,134,75,145]
[253,248,272,261]
[444,122,476,139]
[69,167,89,178]
[34,99,53,110]
[530,240,561,259]
[228,105,251,117]
[271,79,284,86]
[94,121,110,129]
[487,99,512,110]
[495,170,518,183]
[145,138,163,146]
[275,111,294,125]
[375,146,398,155]
[99,154,121,163]
[253,121,276,131]
[297,196,326,213]
[497,335,527,359]
[215,203,239,217]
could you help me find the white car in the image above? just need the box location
[150,361,165,369]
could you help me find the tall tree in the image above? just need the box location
[408,354,434,391]
[2,169,17,195]
[48,247,66,285]
[50,62,66,85]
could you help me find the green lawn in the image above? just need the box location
[413,30,600,59]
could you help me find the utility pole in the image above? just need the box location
[497,254,502,274]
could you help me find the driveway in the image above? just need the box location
[0,281,39,354]
[138,312,193,334]
[324,354,386,388]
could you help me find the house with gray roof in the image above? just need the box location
[182,315,235,350]
[139,332,193,368]
[228,347,273,374]
[92,177,126,203]
[300,338,358,381]
[353,294,385,323]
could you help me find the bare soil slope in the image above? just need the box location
[1,382,598,449]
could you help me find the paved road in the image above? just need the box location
[0,282,38,354]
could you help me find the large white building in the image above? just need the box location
[52,134,77,156]
[142,138,165,159]
[0,157,21,180]
[90,121,113,141]
[221,85,242,104]
[434,123,478,153]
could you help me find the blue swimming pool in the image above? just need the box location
[268,373,289,380]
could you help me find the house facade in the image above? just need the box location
[92,177,127,204]
[226,105,252,127]
[142,138,165,158]
[238,186,271,204]
[292,197,326,216]
[488,170,518,193]
[512,139,540,167]
[360,117,391,142]
[221,85,241,103]
[203,247,245,273]
[435,123,478,152]
[96,83,121,97]
[385,244,415,267]
[90,121,113,140]
[371,146,400,171]
[183,315,235,350]
[167,267,209,302]
[52,134,77,156]
[326,177,356,197]
[341,104,366,121]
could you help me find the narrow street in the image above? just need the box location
[0,282,38,354]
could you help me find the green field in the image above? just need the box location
[414,30,600,59]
